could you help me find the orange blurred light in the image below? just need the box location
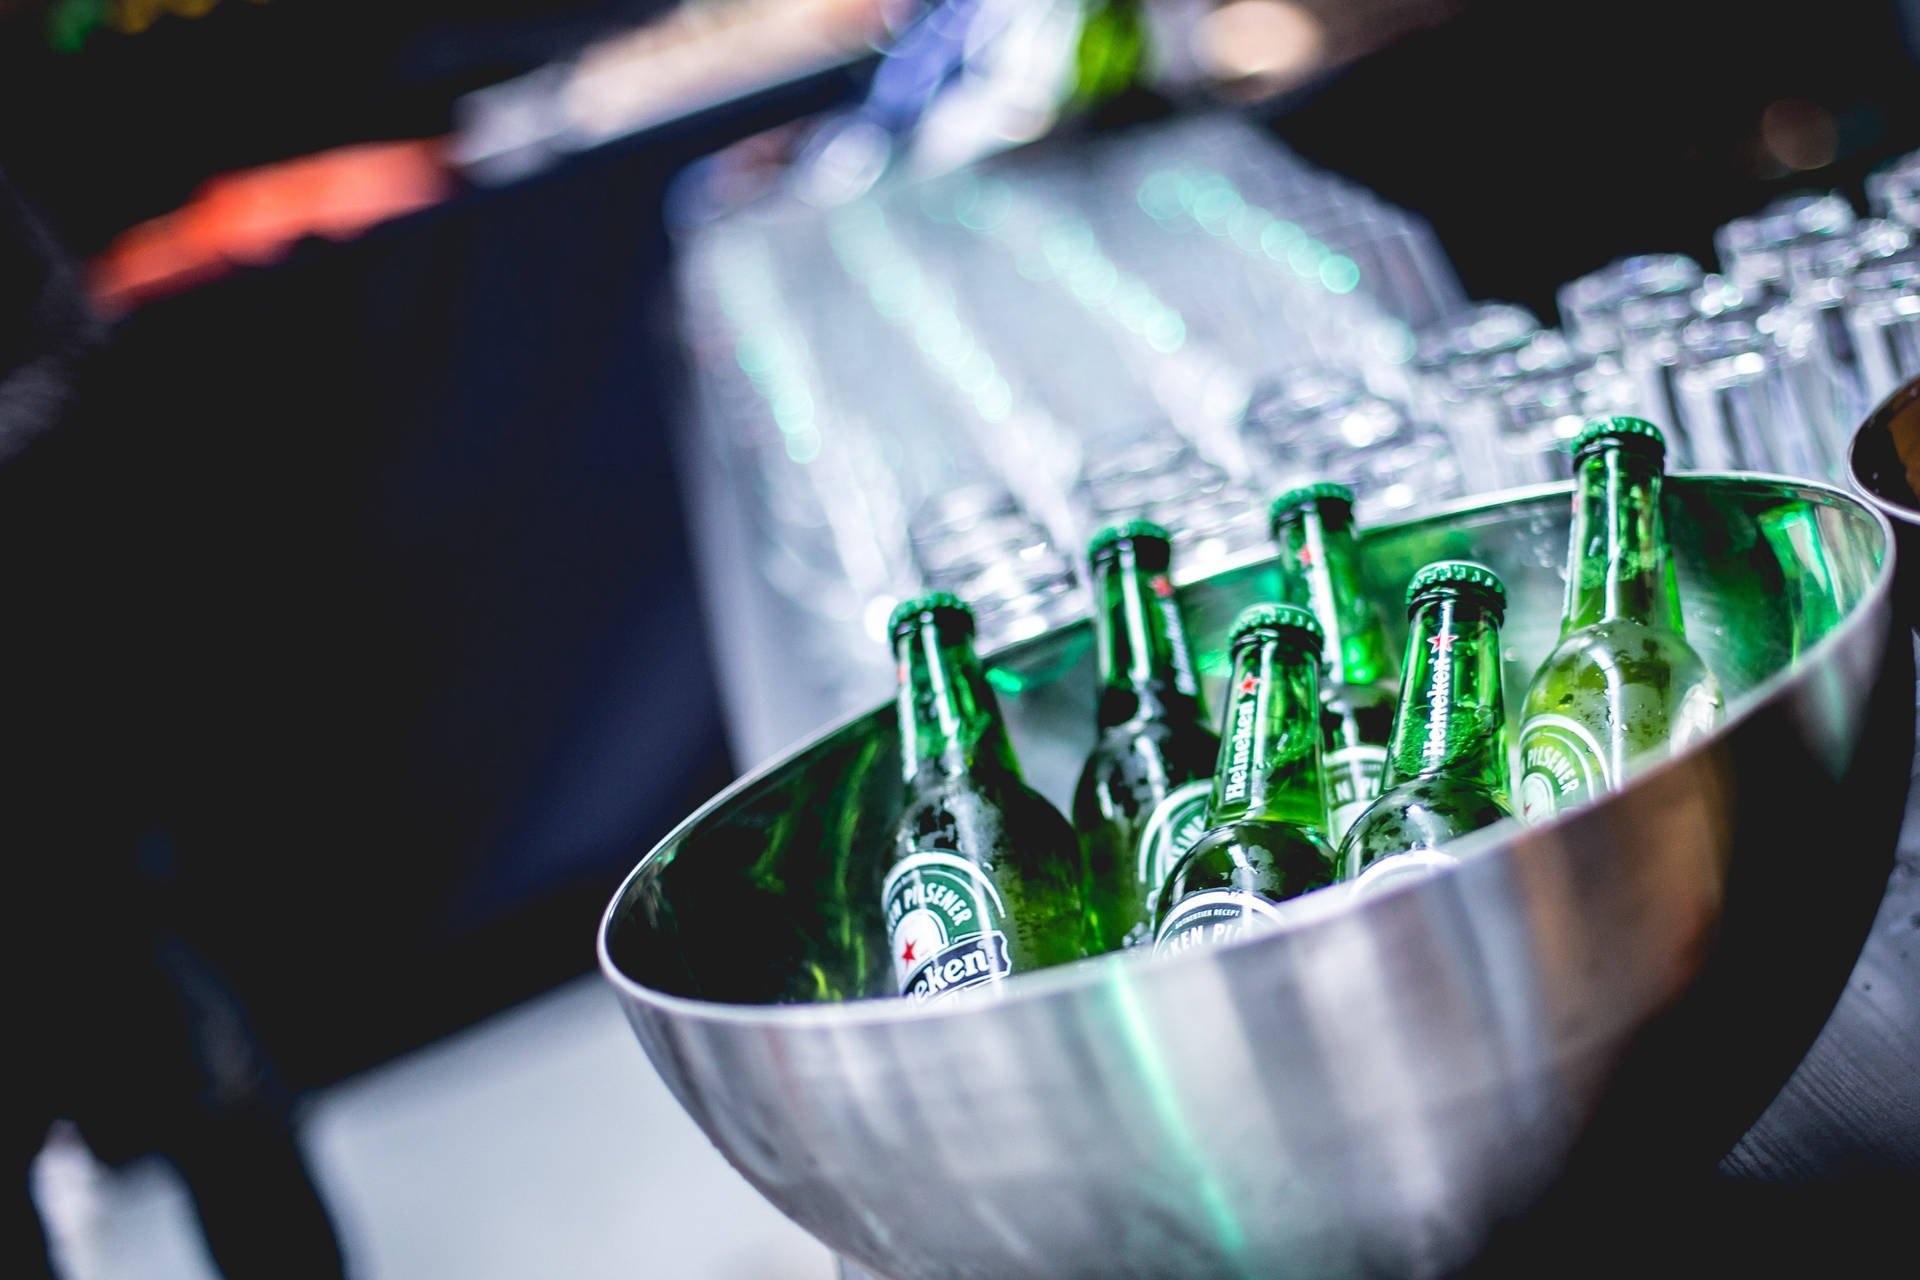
[1193,0,1329,93]
[89,138,452,314]
[1760,98,1838,172]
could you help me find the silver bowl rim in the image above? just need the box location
[1847,373,1920,530]
[598,472,1897,1028]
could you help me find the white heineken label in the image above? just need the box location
[1131,778,1215,945]
[882,850,1014,1004]
[1350,847,1459,901]
[1152,889,1294,958]
[1517,714,1609,824]
[1324,743,1387,842]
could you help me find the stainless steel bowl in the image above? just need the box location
[600,476,1909,1280]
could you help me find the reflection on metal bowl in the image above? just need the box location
[1848,373,1920,625]
[600,476,1907,1280]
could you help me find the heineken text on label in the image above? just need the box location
[884,851,1015,1002]
[1423,625,1457,760]
[1221,676,1260,805]
[1299,521,1337,658]
[1152,574,1199,697]
[1153,890,1292,958]
[885,591,1091,997]
[1518,715,1607,822]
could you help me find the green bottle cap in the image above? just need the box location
[1087,520,1173,562]
[1268,482,1355,532]
[1229,601,1324,652]
[1406,559,1507,619]
[889,592,976,641]
[1572,416,1666,460]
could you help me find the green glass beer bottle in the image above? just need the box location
[1073,522,1220,953]
[1268,483,1399,843]
[1070,0,1148,110]
[883,594,1089,1004]
[1517,418,1724,823]
[1150,603,1340,957]
[1341,561,1513,894]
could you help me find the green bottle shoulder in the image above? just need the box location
[1521,618,1720,712]
[1164,818,1339,899]
[897,772,1080,878]
[1342,775,1512,869]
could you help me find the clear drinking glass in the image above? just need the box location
[1866,150,1920,230]
[1491,351,1643,488]
[1713,192,1857,296]
[1778,219,1914,429]
[1845,246,1920,404]
[1239,368,1463,519]
[1674,303,1838,479]
[1558,253,1704,355]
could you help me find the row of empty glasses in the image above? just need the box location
[674,118,1919,745]
[672,110,1469,722]
[1406,152,1920,494]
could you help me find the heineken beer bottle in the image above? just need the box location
[1073,522,1219,952]
[1517,418,1723,823]
[883,594,1089,1003]
[1151,603,1340,957]
[1269,483,1399,843]
[1341,561,1513,893]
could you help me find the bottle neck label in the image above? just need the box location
[1095,560,1202,724]
[1133,778,1214,936]
[1517,715,1610,823]
[1217,673,1262,809]
[1279,513,1394,689]
[1384,599,1507,795]
[882,850,1014,1003]
[1209,640,1326,830]
[1325,744,1388,842]
[1151,573,1200,698]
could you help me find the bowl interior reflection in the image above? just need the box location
[606,476,1885,1008]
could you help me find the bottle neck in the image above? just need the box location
[1382,595,1509,794]
[895,625,1019,785]
[1275,510,1394,689]
[1091,545,1204,729]
[1564,447,1682,632]
[1205,637,1327,831]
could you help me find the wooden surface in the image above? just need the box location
[1723,673,1920,1180]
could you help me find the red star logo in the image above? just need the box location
[1151,575,1175,599]
[900,940,917,964]
[1428,632,1457,654]
[1239,674,1258,695]
[1297,544,1316,568]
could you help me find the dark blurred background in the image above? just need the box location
[0,0,1915,1102]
